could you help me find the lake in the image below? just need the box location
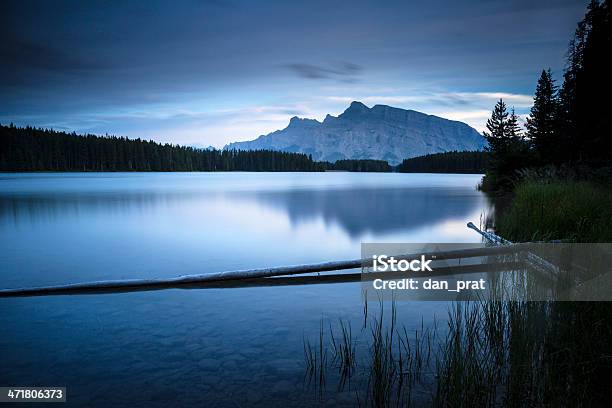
[0,172,489,406]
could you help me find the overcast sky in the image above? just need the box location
[1,0,589,147]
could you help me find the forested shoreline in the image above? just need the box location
[0,124,325,172]
[0,123,486,173]
[481,0,611,190]
[397,151,487,173]
[326,159,392,172]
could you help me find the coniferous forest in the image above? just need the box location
[397,151,487,173]
[326,159,392,172]
[1,123,489,173]
[481,0,612,190]
[0,124,325,172]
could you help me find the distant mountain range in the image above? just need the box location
[224,101,486,165]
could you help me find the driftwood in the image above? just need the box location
[467,222,559,278]
[467,222,512,245]
[0,261,524,297]
[0,245,519,297]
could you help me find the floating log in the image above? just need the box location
[467,222,559,278]
[0,261,524,297]
[0,245,520,297]
[467,222,512,245]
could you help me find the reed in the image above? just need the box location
[495,180,612,242]
[329,319,356,390]
[303,319,328,395]
[304,299,438,407]
[304,295,612,406]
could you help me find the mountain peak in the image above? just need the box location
[225,102,486,165]
[288,116,319,127]
[349,100,368,108]
[341,101,370,117]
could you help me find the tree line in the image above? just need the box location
[325,159,392,172]
[482,0,611,190]
[397,151,488,174]
[0,124,326,172]
[1,123,489,173]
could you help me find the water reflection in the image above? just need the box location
[0,191,204,224]
[0,173,486,239]
[245,187,482,236]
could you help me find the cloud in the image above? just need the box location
[325,91,533,109]
[283,61,363,82]
[0,102,319,148]
[0,37,110,80]
[463,92,533,108]
[321,91,535,133]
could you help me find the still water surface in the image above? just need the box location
[0,172,488,406]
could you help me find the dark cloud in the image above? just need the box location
[278,108,307,116]
[0,0,591,142]
[0,39,102,72]
[283,62,363,82]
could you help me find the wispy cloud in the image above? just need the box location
[462,92,533,108]
[9,103,318,148]
[283,61,363,82]
[324,91,533,132]
[326,92,533,108]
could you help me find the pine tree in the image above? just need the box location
[483,99,510,151]
[507,108,523,141]
[0,124,327,172]
[482,100,531,189]
[526,69,559,163]
[556,0,611,166]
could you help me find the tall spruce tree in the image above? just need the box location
[484,99,509,151]
[483,100,530,189]
[507,108,523,141]
[558,0,611,165]
[0,124,328,172]
[526,69,559,164]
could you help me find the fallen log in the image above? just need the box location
[0,245,520,297]
[467,222,559,278]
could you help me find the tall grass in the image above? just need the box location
[303,300,436,406]
[435,181,612,407]
[495,181,612,242]
[329,319,356,390]
[436,299,612,407]
[303,319,327,394]
[304,298,612,407]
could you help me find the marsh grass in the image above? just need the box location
[495,181,612,242]
[434,300,538,407]
[330,319,356,390]
[304,298,438,407]
[304,296,612,407]
[438,299,612,407]
[303,319,327,395]
[368,299,397,407]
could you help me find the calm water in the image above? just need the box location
[0,172,488,407]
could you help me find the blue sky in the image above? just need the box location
[1,0,589,147]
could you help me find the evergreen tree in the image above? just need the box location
[526,69,559,163]
[397,151,488,174]
[0,124,328,172]
[507,108,523,141]
[557,0,612,165]
[483,99,510,152]
[330,159,391,172]
[482,100,531,189]
[479,0,611,188]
